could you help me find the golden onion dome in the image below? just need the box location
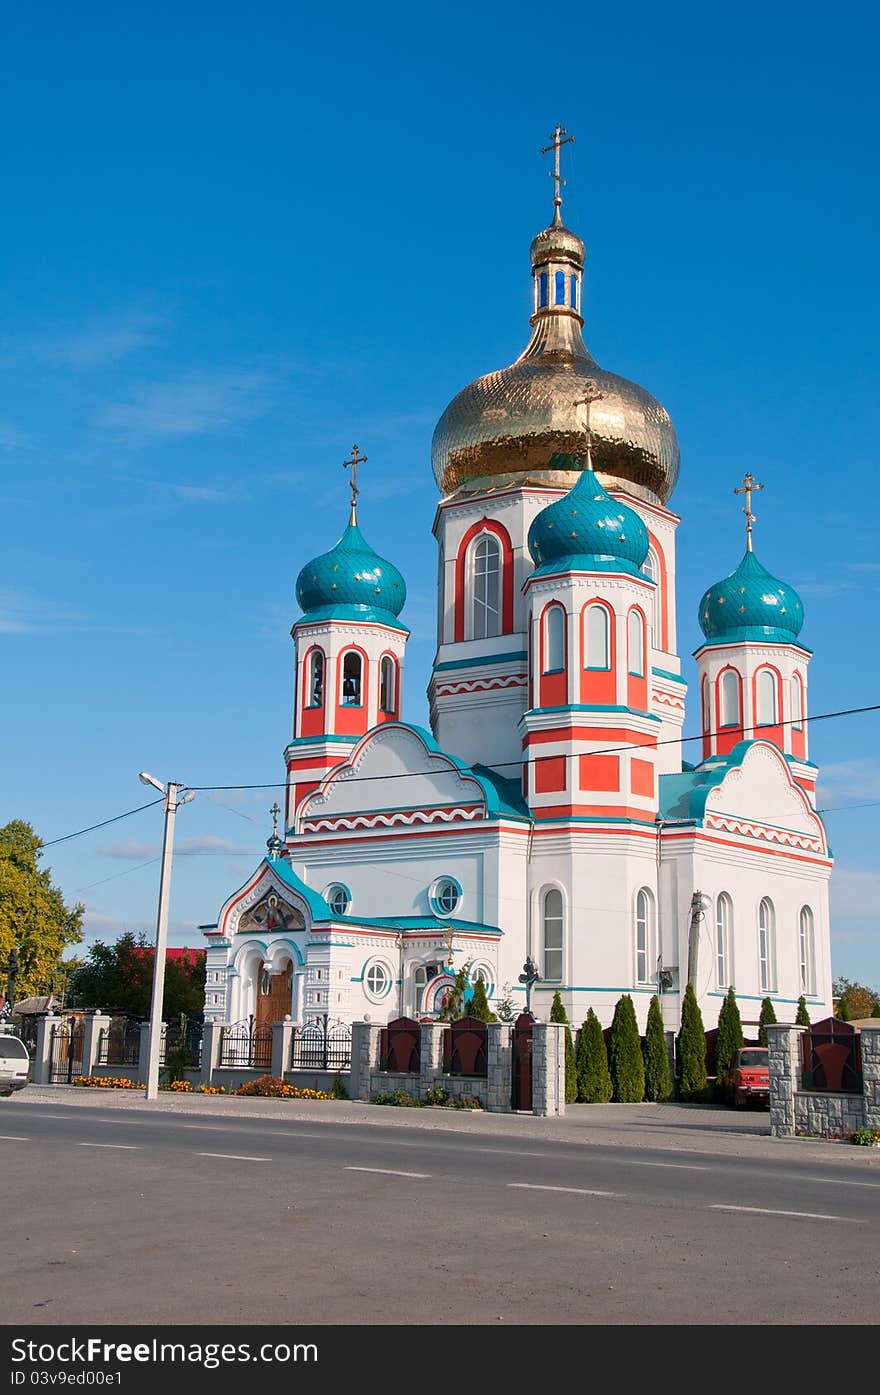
[431,208,680,505]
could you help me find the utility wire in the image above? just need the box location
[43,798,164,848]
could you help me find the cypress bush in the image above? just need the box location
[715,988,745,1092]
[550,991,577,1104]
[677,983,707,1102]
[468,977,497,1023]
[609,994,645,1103]
[757,996,777,1046]
[795,995,811,1027]
[642,994,672,1102]
[575,1008,613,1103]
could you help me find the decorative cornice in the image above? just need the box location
[302,805,484,833]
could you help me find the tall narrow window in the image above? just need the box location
[720,669,740,727]
[627,610,644,677]
[569,273,578,310]
[555,270,566,305]
[758,897,776,992]
[641,551,657,647]
[307,650,324,708]
[341,651,362,706]
[701,675,711,732]
[538,272,548,308]
[791,674,803,729]
[757,670,778,726]
[799,906,815,994]
[544,605,565,673]
[379,655,396,713]
[542,888,564,981]
[635,888,654,984]
[716,893,732,988]
[584,605,610,669]
[472,535,501,639]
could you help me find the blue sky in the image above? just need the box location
[2,1,878,987]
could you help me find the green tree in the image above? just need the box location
[550,990,577,1104]
[677,983,707,1102]
[757,996,777,1047]
[438,962,471,1021]
[468,977,497,1023]
[715,987,745,1093]
[493,982,517,1023]
[0,820,84,1002]
[642,994,672,1102]
[609,994,645,1103]
[833,977,880,1020]
[71,932,205,1019]
[575,1009,613,1103]
[795,995,811,1027]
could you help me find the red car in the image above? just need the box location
[725,1047,770,1109]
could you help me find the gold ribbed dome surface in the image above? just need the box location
[431,216,680,506]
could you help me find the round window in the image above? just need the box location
[364,961,392,1001]
[325,883,351,916]
[429,877,462,917]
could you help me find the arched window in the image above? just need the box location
[471,534,501,640]
[569,273,578,310]
[555,270,566,305]
[341,651,362,706]
[584,605,610,670]
[758,897,776,992]
[641,551,657,646]
[627,610,644,677]
[791,674,803,729]
[720,669,740,727]
[701,675,711,732]
[538,272,548,308]
[544,605,565,673]
[635,887,654,984]
[379,655,396,713]
[542,888,564,981]
[307,650,324,708]
[757,670,778,726]
[799,906,815,995]
[716,893,733,988]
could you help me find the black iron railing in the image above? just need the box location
[219,1016,272,1069]
[290,1015,351,1072]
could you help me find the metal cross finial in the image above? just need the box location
[270,802,280,837]
[541,123,575,215]
[734,471,764,551]
[343,444,367,524]
[575,384,604,469]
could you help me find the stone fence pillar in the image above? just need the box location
[419,1023,445,1095]
[861,1027,880,1130]
[486,1022,511,1113]
[199,1021,223,1087]
[767,1023,805,1137]
[532,1020,566,1117]
[31,1012,58,1085]
[81,1012,111,1078]
[272,1018,295,1079]
[350,1021,382,1102]
[139,1021,154,1084]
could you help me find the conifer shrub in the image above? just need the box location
[550,990,577,1103]
[795,995,811,1027]
[609,994,645,1103]
[677,983,707,1102]
[757,996,777,1046]
[468,977,498,1023]
[575,1008,613,1103]
[642,994,672,1102]
[715,987,745,1096]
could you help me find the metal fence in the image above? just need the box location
[219,1017,272,1069]
[97,1018,141,1067]
[290,1016,351,1072]
[160,1017,203,1068]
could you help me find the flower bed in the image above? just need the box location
[73,1075,143,1089]
[850,1127,880,1146]
[372,1088,483,1109]
[234,1074,329,1100]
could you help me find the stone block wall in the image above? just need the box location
[768,1023,880,1139]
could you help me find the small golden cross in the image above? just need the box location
[541,123,575,213]
[734,471,764,551]
[575,384,604,467]
[343,444,367,523]
[270,802,280,837]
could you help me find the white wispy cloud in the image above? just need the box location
[817,759,880,807]
[0,589,84,635]
[38,312,165,369]
[830,867,880,955]
[98,841,161,861]
[98,368,273,442]
[176,836,254,856]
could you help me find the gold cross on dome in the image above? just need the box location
[270,802,280,837]
[575,385,604,468]
[734,471,764,551]
[343,444,367,524]
[541,123,575,213]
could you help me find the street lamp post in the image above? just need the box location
[139,772,194,1101]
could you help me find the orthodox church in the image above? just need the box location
[201,134,833,1037]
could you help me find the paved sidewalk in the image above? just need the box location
[12,1084,880,1168]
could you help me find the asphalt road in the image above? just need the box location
[2,1096,879,1324]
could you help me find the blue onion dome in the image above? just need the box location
[527,461,650,578]
[295,521,407,626]
[698,549,804,643]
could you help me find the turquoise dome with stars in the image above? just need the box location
[527,460,650,578]
[698,549,804,644]
[295,521,407,628]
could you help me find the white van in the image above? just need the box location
[0,1030,29,1096]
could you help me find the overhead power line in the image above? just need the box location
[42,798,165,848]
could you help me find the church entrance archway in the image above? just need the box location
[256,958,293,1032]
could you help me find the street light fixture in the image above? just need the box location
[139,772,194,1101]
